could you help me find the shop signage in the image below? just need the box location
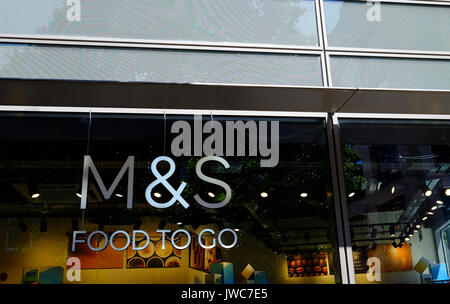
[73,116,279,252]
[80,155,231,210]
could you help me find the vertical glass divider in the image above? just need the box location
[330,113,356,284]
[326,113,349,284]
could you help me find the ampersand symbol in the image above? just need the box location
[145,156,190,209]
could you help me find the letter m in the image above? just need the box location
[80,155,135,209]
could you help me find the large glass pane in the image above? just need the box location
[339,119,450,284]
[0,112,342,284]
[330,56,450,90]
[0,0,319,47]
[0,111,90,283]
[0,44,323,86]
[324,0,450,52]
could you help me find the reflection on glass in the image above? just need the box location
[0,0,319,46]
[340,119,450,284]
[324,0,450,52]
[0,112,341,284]
[0,44,323,86]
[330,56,450,90]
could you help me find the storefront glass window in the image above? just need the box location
[0,112,341,284]
[339,119,450,284]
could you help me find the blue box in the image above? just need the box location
[210,262,234,284]
[430,264,449,281]
[254,271,267,284]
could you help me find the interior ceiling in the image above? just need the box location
[0,79,450,114]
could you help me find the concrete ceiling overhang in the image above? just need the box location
[0,79,449,114]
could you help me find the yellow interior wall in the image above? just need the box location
[0,217,336,284]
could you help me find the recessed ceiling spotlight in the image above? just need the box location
[31,193,40,199]
[445,189,450,196]
[154,192,162,198]
[431,205,438,210]
[76,193,82,198]
[405,237,410,241]
[177,222,183,225]
[348,192,355,198]
[391,186,395,194]
[422,216,428,221]
[300,192,308,198]
[427,212,434,215]
[421,184,432,197]
[260,192,268,198]
[436,200,444,205]
[234,228,240,232]
[208,192,215,198]
[115,193,123,198]
[416,224,421,229]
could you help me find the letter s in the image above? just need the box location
[194,156,232,209]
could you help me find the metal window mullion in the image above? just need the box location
[317,0,332,87]
[0,35,323,55]
[0,105,329,118]
[326,114,350,284]
[331,114,356,284]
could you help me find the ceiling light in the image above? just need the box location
[300,192,308,198]
[431,205,438,210]
[115,193,123,198]
[76,193,82,198]
[391,186,395,194]
[348,192,355,198]
[31,193,40,199]
[445,189,450,196]
[427,212,434,215]
[405,237,410,241]
[234,228,240,232]
[420,183,432,197]
[436,200,444,205]
[260,192,268,198]
[208,192,215,198]
[408,233,413,237]
[416,224,421,229]
[154,192,162,198]
[177,222,183,225]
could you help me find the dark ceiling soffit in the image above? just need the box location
[0,78,353,113]
[0,79,449,114]
[339,89,450,115]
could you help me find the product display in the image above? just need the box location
[287,251,329,277]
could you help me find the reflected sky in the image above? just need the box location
[0,0,319,46]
